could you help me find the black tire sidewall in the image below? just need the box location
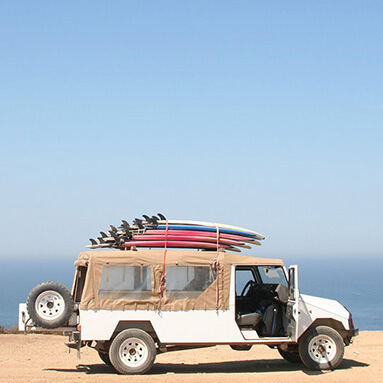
[98,350,113,366]
[109,329,156,375]
[26,281,74,329]
[278,346,302,363]
[299,325,344,370]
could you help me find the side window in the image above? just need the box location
[165,266,216,299]
[257,266,288,287]
[236,269,256,296]
[99,265,152,300]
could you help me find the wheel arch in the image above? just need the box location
[299,318,349,342]
[111,321,160,343]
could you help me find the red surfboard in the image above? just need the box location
[143,229,261,245]
[120,240,241,252]
[131,234,251,249]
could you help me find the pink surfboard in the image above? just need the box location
[120,240,241,252]
[143,229,261,245]
[131,234,251,248]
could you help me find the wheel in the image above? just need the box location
[298,326,344,370]
[109,329,156,374]
[26,281,74,329]
[98,350,112,366]
[277,345,302,363]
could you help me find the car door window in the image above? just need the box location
[236,269,256,296]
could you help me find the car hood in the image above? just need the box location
[300,294,350,319]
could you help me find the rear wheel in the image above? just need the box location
[26,281,74,329]
[109,329,156,374]
[299,326,344,370]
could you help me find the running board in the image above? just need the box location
[240,330,292,342]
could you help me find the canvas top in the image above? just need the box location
[75,249,284,267]
[76,249,284,312]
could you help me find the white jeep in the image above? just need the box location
[19,249,358,374]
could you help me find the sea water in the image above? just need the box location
[0,255,382,330]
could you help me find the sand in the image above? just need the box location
[0,331,381,383]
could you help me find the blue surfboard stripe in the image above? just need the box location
[156,224,258,238]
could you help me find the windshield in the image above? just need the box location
[257,266,287,286]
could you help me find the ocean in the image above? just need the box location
[0,255,382,330]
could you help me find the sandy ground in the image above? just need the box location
[0,331,380,383]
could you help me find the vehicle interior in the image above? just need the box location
[235,266,289,337]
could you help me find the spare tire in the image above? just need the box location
[26,281,74,329]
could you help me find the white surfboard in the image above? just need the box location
[156,220,265,240]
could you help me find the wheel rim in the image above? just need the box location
[35,290,65,320]
[308,334,337,364]
[119,338,148,368]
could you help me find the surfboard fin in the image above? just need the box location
[120,220,130,232]
[110,225,118,233]
[133,218,144,229]
[142,215,159,225]
[89,238,97,246]
[157,213,166,220]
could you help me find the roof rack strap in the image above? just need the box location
[158,220,169,312]
[215,226,220,312]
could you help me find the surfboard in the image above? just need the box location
[142,230,261,245]
[131,234,251,248]
[156,220,264,239]
[155,224,262,239]
[86,243,112,249]
[96,229,261,245]
[120,240,241,252]
[87,215,264,252]
[144,229,262,245]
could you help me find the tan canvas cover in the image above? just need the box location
[78,249,284,311]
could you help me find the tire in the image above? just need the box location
[109,329,156,375]
[230,345,252,351]
[98,350,112,366]
[278,346,302,363]
[298,326,344,370]
[26,281,74,329]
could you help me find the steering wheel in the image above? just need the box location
[240,280,256,297]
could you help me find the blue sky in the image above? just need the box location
[0,1,382,259]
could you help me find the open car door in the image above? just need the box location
[286,265,299,341]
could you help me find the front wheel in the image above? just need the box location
[109,329,156,374]
[299,326,344,370]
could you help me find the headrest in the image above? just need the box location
[275,284,289,304]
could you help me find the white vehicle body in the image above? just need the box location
[73,267,352,344]
[19,249,358,373]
